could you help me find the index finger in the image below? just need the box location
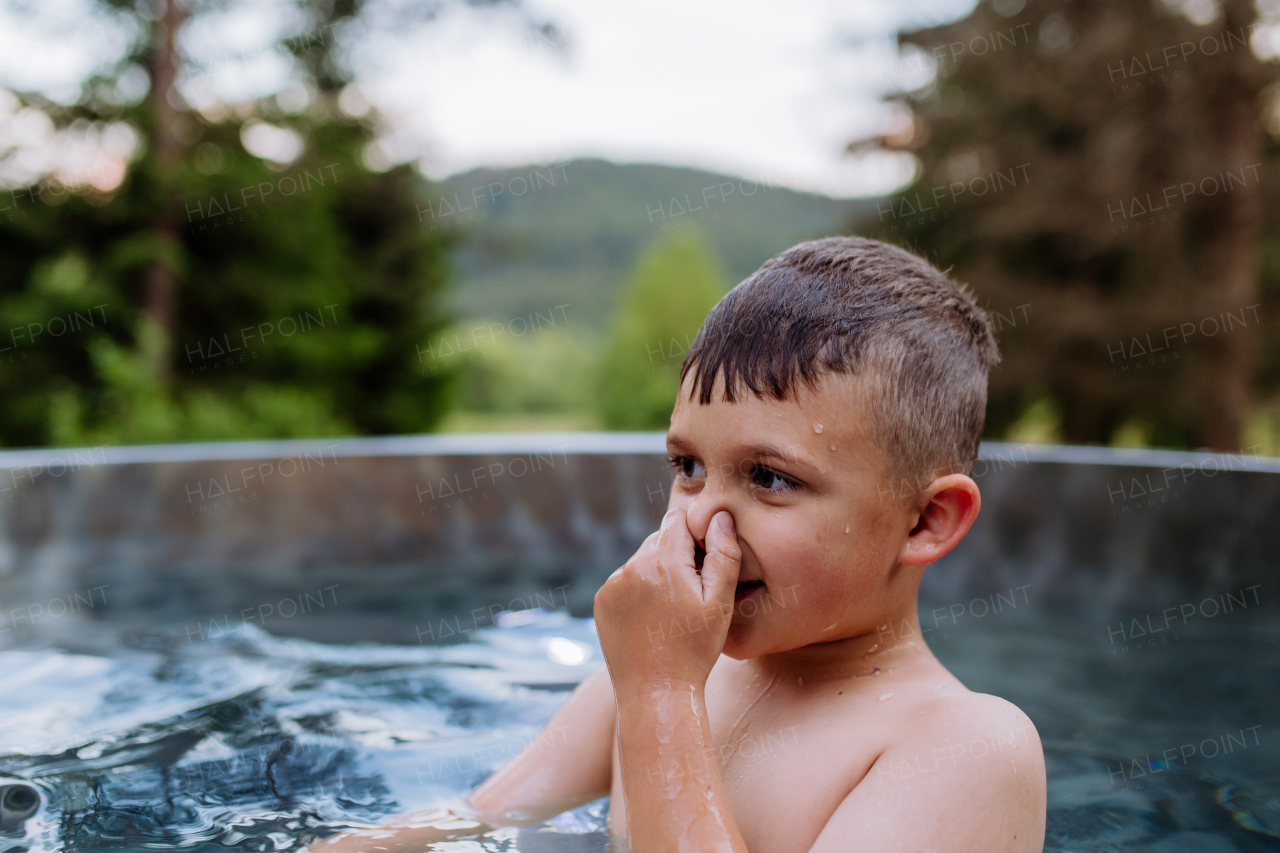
[656,507,696,572]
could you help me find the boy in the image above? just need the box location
[311,237,1047,852]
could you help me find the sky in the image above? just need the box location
[0,0,979,198]
[348,0,973,196]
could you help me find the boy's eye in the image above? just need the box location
[670,455,706,479]
[748,463,799,493]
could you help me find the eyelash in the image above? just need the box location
[668,455,801,494]
[749,464,801,494]
[669,455,704,480]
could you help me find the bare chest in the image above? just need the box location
[605,677,886,852]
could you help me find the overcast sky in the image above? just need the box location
[0,0,977,198]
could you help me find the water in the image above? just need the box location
[924,597,1280,853]
[0,611,610,852]
[1,604,1277,852]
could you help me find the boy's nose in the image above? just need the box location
[683,475,731,546]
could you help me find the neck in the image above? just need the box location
[747,607,939,685]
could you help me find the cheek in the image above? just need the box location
[666,482,692,513]
[753,512,874,606]
[741,510,828,576]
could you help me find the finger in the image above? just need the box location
[701,511,741,604]
[657,507,696,572]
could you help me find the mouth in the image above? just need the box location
[734,580,765,603]
[695,541,765,603]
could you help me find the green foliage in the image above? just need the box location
[859,0,1278,450]
[174,119,455,437]
[0,114,453,447]
[597,231,728,429]
[49,319,353,445]
[454,326,599,416]
[0,3,456,448]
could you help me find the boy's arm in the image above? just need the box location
[466,661,615,820]
[613,678,750,852]
[306,662,616,852]
[808,696,1046,853]
[595,508,752,853]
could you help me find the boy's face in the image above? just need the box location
[665,370,923,660]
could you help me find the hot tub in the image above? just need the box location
[0,435,1276,851]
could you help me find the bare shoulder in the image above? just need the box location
[808,687,1046,853]
[898,687,1045,785]
[920,688,1041,744]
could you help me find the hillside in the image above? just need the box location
[429,159,879,330]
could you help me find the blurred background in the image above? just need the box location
[2,0,1279,453]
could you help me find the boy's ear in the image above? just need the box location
[896,474,981,567]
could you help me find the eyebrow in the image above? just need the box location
[667,435,812,470]
[741,442,810,469]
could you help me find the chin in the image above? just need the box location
[718,629,748,659]
[720,624,770,660]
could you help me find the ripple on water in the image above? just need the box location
[0,606,1277,852]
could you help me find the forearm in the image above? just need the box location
[306,787,599,852]
[305,802,494,853]
[615,680,750,853]
[467,665,614,817]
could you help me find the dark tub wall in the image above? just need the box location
[0,435,1275,644]
[0,435,671,644]
[936,445,1278,614]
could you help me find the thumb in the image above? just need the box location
[702,511,741,604]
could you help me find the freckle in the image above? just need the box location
[879,693,893,701]
[838,691,843,695]
[813,423,824,434]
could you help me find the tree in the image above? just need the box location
[0,0,541,446]
[857,0,1280,449]
[598,230,729,429]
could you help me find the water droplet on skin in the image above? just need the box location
[829,443,836,451]
[798,677,804,686]
[879,692,894,701]
[873,667,880,675]
[813,423,824,434]
[845,525,850,534]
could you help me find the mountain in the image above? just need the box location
[427,159,880,330]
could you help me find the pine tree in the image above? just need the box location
[0,1,523,445]
[860,0,1280,449]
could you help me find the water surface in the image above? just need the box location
[1,602,1276,852]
